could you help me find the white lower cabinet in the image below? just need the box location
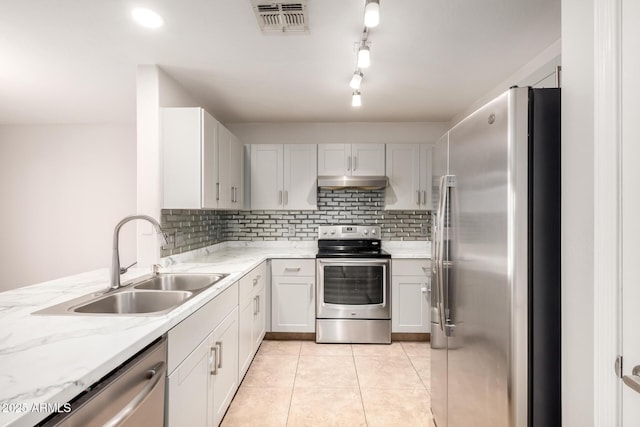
[166,283,239,427]
[391,259,431,333]
[238,262,267,380]
[271,259,316,332]
[210,309,239,426]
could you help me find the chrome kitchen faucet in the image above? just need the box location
[110,215,169,290]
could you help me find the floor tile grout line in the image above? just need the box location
[284,341,302,427]
[405,347,431,393]
[351,344,370,427]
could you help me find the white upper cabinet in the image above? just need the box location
[249,144,317,210]
[283,145,317,210]
[227,130,244,209]
[162,107,243,210]
[385,143,433,210]
[317,143,385,176]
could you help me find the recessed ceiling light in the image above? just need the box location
[131,7,164,29]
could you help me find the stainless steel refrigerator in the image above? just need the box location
[430,87,561,427]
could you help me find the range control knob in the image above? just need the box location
[322,230,327,235]
[330,230,336,235]
[371,229,377,235]
[363,230,369,235]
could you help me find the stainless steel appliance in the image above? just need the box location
[431,87,561,427]
[41,337,167,427]
[316,225,391,344]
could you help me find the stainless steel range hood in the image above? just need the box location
[317,175,389,190]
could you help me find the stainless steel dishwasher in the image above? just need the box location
[41,336,167,427]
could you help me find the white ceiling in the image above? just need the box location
[0,0,560,125]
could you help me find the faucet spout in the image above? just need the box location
[110,215,167,290]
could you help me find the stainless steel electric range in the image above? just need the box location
[315,225,391,344]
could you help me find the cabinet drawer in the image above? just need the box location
[392,259,431,276]
[271,259,315,276]
[239,261,267,302]
[168,282,238,375]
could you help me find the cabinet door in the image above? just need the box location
[272,276,315,332]
[166,330,214,427]
[250,144,284,210]
[216,124,232,209]
[391,275,430,333]
[351,143,385,176]
[211,307,239,427]
[253,284,267,348]
[283,144,317,210]
[229,133,244,209]
[238,295,254,381]
[163,107,210,209]
[317,144,349,176]
[419,144,433,210]
[202,110,219,209]
[385,144,420,210]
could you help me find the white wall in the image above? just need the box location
[136,65,202,266]
[0,124,136,291]
[561,0,595,425]
[450,40,562,127]
[227,122,449,146]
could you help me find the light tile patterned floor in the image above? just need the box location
[221,340,435,427]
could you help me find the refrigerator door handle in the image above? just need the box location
[436,175,448,331]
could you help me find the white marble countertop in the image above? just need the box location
[0,242,316,427]
[383,241,431,259]
[0,240,428,426]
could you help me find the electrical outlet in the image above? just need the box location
[288,225,295,236]
[420,225,428,236]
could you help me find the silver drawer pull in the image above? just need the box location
[215,341,223,369]
[210,346,218,375]
[253,275,262,286]
[285,267,301,272]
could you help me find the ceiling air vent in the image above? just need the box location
[250,0,309,34]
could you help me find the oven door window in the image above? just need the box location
[323,265,384,305]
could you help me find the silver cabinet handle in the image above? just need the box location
[210,345,218,375]
[253,296,258,315]
[256,295,260,313]
[103,362,166,427]
[216,182,220,201]
[279,190,283,205]
[422,190,427,206]
[285,267,301,272]
[417,191,420,206]
[284,190,288,206]
[309,282,313,302]
[353,156,357,171]
[623,365,640,394]
[253,275,261,286]
[215,341,223,369]
[347,156,351,171]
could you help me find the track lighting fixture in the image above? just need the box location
[357,44,371,68]
[352,91,362,107]
[350,70,364,90]
[364,0,380,28]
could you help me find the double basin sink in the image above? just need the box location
[35,273,229,316]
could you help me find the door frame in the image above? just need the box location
[593,0,622,423]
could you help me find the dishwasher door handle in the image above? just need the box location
[103,361,166,427]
